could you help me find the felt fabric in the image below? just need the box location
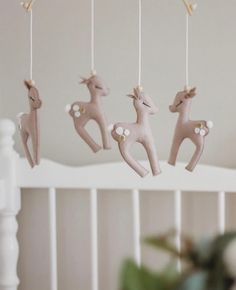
[66,74,111,153]
[112,86,161,178]
[18,80,42,168]
[168,87,213,172]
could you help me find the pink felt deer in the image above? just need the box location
[168,87,213,172]
[112,86,161,178]
[18,80,42,168]
[66,74,111,153]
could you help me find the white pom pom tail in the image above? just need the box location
[65,104,71,113]
[206,121,214,129]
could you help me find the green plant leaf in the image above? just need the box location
[119,259,180,290]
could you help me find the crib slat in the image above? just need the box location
[218,191,226,234]
[90,189,99,290]
[174,190,182,272]
[48,187,58,290]
[132,189,141,266]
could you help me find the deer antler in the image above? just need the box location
[80,76,93,85]
[134,86,143,100]
[21,0,36,12]
[24,79,35,90]
[182,0,197,16]
[185,87,197,98]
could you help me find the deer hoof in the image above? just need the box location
[140,169,149,178]
[185,165,194,172]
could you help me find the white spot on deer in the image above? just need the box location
[194,127,200,134]
[200,129,206,136]
[74,111,80,118]
[115,127,124,136]
[194,127,206,136]
[124,129,130,136]
[73,104,80,112]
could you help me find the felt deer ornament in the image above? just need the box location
[18,80,42,168]
[168,87,213,172]
[112,86,161,178]
[66,74,111,153]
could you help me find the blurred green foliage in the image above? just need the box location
[119,232,236,290]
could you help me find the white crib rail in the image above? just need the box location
[0,119,235,290]
[48,188,58,290]
[90,189,99,290]
[132,189,141,266]
[0,120,20,290]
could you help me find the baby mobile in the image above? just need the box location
[168,0,213,172]
[111,0,161,178]
[65,0,111,153]
[18,0,42,168]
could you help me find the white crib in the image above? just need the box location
[0,118,236,290]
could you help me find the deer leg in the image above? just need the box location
[97,116,111,150]
[143,140,161,176]
[20,130,35,168]
[74,117,102,153]
[31,130,40,165]
[168,136,183,167]
[118,141,149,178]
[186,140,204,172]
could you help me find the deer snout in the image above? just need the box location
[151,106,159,114]
[38,99,42,108]
[103,87,110,96]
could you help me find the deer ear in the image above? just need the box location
[80,77,89,85]
[127,94,135,99]
[188,87,197,98]
[24,80,32,90]
[185,87,196,99]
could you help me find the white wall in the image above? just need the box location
[1,0,236,167]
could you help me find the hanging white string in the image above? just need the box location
[30,9,33,80]
[185,13,189,89]
[91,0,95,74]
[138,0,142,87]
